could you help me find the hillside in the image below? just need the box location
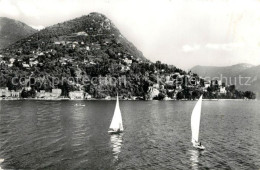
[3,12,146,62]
[236,65,260,98]
[0,17,37,49]
[191,63,259,98]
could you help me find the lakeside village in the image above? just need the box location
[0,77,256,100]
[0,31,256,100]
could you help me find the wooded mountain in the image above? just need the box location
[0,17,37,49]
[0,12,156,98]
[0,13,256,99]
[3,12,147,62]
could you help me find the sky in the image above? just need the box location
[0,0,260,70]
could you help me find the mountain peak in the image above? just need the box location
[88,12,107,17]
[2,13,147,61]
[231,63,255,68]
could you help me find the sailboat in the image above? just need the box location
[0,159,4,170]
[108,94,123,135]
[191,95,205,150]
[0,101,3,170]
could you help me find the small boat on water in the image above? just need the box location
[75,104,85,107]
[108,94,123,135]
[191,95,205,150]
[0,158,4,170]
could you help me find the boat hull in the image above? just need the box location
[108,130,123,135]
[193,144,205,150]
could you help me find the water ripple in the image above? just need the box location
[0,100,259,169]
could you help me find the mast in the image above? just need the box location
[109,94,123,131]
[191,95,202,144]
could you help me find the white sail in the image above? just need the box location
[191,95,203,144]
[109,95,123,131]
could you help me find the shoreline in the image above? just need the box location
[0,98,257,101]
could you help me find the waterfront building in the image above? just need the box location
[85,94,92,99]
[52,89,62,98]
[10,90,20,98]
[148,87,160,100]
[69,91,84,99]
[0,88,10,97]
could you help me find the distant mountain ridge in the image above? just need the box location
[191,63,255,78]
[0,17,37,49]
[191,63,260,98]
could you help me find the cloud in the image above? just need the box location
[182,44,201,52]
[182,42,245,52]
[0,0,20,17]
[16,1,40,18]
[30,25,45,30]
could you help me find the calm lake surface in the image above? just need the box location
[0,100,260,169]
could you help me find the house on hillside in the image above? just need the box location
[203,81,211,91]
[204,81,210,88]
[219,86,227,94]
[211,80,222,86]
[22,63,30,68]
[91,44,101,50]
[121,66,130,72]
[123,58,132,66]
[9,58,15,64]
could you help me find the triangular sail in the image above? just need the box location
[191,95,202,144]
[109,95,123,131]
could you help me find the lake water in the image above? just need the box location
[0,100,260,169]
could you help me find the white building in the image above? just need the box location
[29,60,39,66]
[9,58,15,64]
[204,81,210,88]
[36,90,46,98]
[148,87,160,100]
[52,89,62,98]
[69,91,84,99]
[153,84,160,89]
[10,90,20,98]
[24,87,31,91]
[85,94,92,99]
[219,86,227,94]
[121,66,130,72]
[22,63,30,68]
[123,58,132,65]
[211,80,222,86]
[0,88,10,97]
